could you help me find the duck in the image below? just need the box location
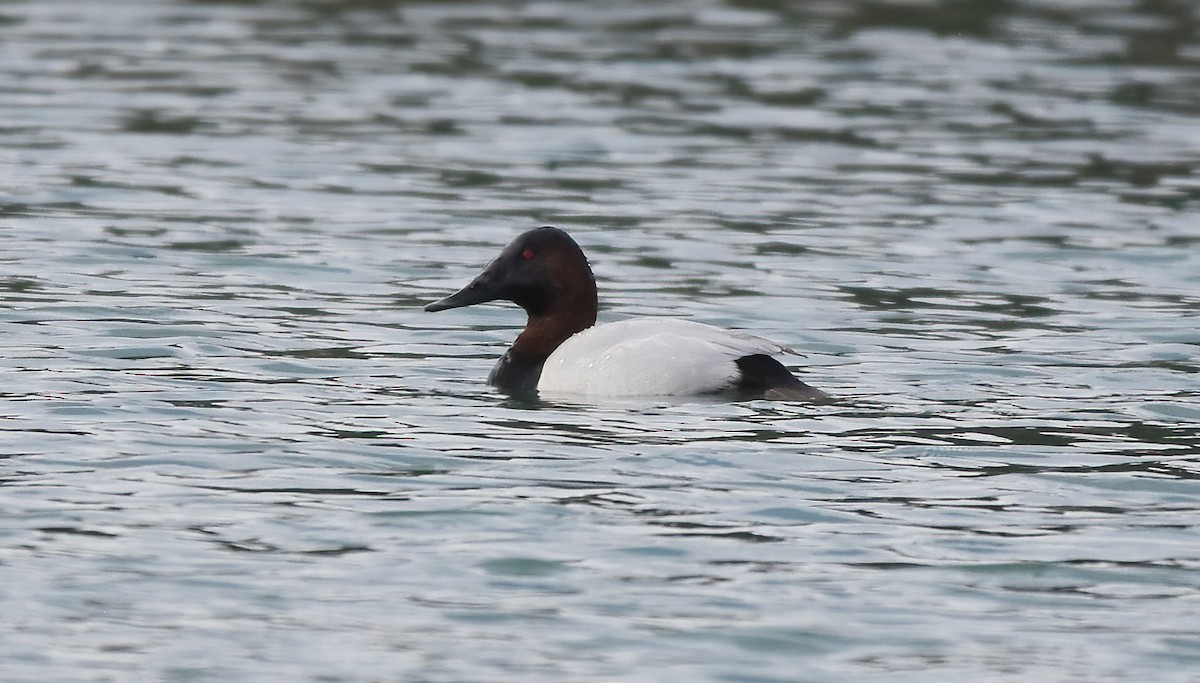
[424,226,828,400]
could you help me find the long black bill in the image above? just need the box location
[424,261,505,312]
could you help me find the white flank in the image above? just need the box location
[537,318,792,397]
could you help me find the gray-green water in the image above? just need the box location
[3,1,1199,681]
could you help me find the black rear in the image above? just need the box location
[734,354,829,401]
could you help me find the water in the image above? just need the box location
[2,0,1199,681]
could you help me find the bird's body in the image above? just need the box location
[425,226,827,401]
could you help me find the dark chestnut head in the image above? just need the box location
[425,226,597,318]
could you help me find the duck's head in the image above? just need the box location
[425,226,598,320]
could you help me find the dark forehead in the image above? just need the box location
[512,226,574,250]
[524,226,569,243]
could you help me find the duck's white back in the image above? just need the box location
[537,318,790,397]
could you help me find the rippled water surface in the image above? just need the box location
[3,1,1199,681]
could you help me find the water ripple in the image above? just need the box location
[2,1,1199,681]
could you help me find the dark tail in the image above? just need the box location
[734,354,830,402]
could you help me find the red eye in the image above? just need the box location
[521,248,536,260]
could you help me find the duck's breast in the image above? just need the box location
[537,318,791,397]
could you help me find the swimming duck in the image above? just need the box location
[425,226,827,400]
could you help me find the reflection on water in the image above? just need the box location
[2,0,1199,681]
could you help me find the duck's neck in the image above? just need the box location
[489,285,597,391]
[513,268,598,359]
[512,307,596,359]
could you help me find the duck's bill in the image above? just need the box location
[424,267,504,312]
